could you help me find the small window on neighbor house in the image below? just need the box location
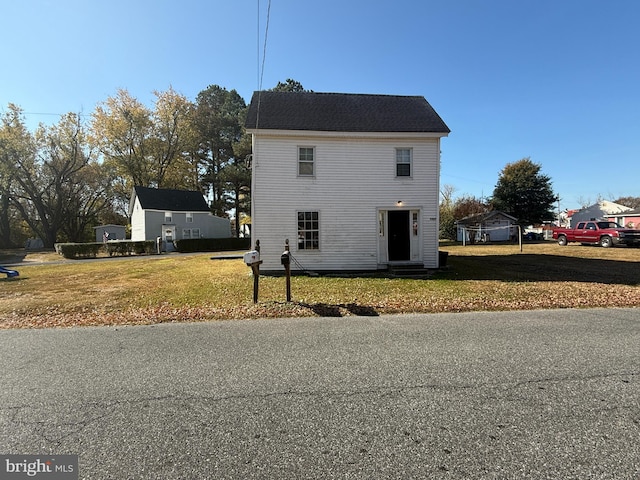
[165,212,172,223]
[396,148,412,177]
[186,212,193,223]
[182,228,200,239]
[298,147,315,176]
[297,211,319,250]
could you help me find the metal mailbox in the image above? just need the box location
[243,250,260,266]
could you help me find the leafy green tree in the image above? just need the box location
[194,85,247,216]
[271,79,308,92]
[439,184,456,240]
[148,87,199,190]
[614,196,640,209]
[454,195,489,220]
[223,132,252,237]
[91,89,154,188]
[91,87,199,215]
[0,104,34,247]
[3,112,107,246]
[491,157,557,226]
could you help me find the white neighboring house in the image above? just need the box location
[455,211,517,243]
[569,200,631,227]
[245,91,450,272]
[129,186,231,251]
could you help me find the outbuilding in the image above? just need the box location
[94,224,126,243]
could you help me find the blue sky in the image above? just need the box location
[3,0,639,211]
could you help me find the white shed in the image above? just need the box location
[455,211,517,243]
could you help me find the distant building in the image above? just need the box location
[455,211,517,243]
[569,201,631,227]
[129,186,231,251]
[94,225,126,242]
[605,208,640,229]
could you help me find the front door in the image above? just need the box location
[388,210,410,261]
[162,226,176,252]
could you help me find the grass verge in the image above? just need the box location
[1,242,639,328]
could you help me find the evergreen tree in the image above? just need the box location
[491,157,557,225]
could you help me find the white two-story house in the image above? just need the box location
[245,91,450,273]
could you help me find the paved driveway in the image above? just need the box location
[1,308,639,479]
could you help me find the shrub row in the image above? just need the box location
[106,241,157,256]
[55,241,156,259]
[55,238,251,259]
[174,237,251,253]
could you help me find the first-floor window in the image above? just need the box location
[297,211,319,250]
[182,228,200,239]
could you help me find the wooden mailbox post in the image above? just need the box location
[243,240,262,303]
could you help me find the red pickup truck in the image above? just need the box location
[553,221,640,248]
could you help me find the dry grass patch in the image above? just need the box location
[1,243,639,328]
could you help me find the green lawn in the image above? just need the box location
[1,242,639,328]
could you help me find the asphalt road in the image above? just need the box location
[1,308,639,479]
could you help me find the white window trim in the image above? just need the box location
[186,212,193,223]
[182,228,201,239]
[297,210,320,251]
[395,148,413,178]
[298,146,315,177]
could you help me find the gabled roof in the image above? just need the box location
[130,186,209,214]
[456,211,517,225]
[606,208,640,216]
[245,91,450,134]
[578,201,631,215]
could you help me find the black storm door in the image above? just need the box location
[388,210,410,261]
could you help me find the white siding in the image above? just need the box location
[130,198,145,241]
[252,132,442,271]
[131,203,231,241]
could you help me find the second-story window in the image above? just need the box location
[298,147,315,176]
[165,212,173,223]
[186,212,193,223]
[396,148,412,177]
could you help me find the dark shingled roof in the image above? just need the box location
[133,186,209,212]
[245,91,450,133]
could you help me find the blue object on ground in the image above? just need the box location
[0,266,19,278]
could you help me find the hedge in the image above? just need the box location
[174,237,251,253]
[55,238,250,259]
[55,241,156,259]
